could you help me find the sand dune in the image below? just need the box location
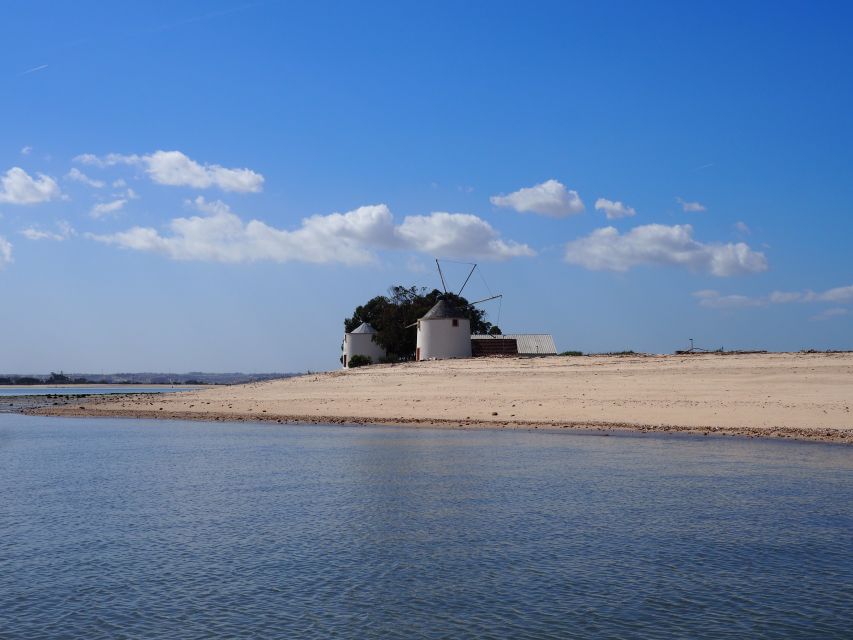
[33,352,853,443]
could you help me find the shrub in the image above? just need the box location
[561,350,583,356]
[348,355,373,368]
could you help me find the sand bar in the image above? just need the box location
[29,352,853,444]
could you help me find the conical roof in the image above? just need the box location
[420,298,467,320]
[349,322,377,334]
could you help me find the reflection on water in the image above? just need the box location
[1,415,851,639]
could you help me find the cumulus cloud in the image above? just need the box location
[397,212,534,259]
[676,197,707,213]
[565,224,767,276]
[75,150,264,193]
[0,236,12,268]
[594,198,636,219]
[66,167,105,188]
[0,167,61,204]
[88,199,534,265]
[90,199,128,219]
[20,220,76,241]
[491,179,584,217]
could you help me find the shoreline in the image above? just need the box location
[23,351,853,445]
[27,402,853,444]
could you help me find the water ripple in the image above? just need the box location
[1,416,852,639]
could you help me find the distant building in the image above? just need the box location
[416,298,472,361]
[343,322,386,368]
[471,334,557,356]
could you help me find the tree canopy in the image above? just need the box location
[344,285,497,360]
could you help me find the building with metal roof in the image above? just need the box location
[471,334,557,356]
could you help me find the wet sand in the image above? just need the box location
[28,352,853,444]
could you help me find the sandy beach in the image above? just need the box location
[30,352,853,444]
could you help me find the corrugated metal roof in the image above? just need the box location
[471,334,557,355]
[349,322,377,334]
[421,298,466,320]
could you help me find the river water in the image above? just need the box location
[0,386,196,397]
[1,414,851,639]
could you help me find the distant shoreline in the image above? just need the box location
[25,352,853,445]
[0,384,196,389]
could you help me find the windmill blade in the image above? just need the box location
[457,263,477,296]
[435,258,448,294]
[467,294,502,306]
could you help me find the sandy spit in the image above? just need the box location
[28,353,853,444]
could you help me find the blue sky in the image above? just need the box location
[2,1,852,372]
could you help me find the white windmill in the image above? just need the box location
[414,259,501,361]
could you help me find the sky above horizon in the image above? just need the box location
[2,1,853,373]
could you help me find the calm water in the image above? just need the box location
[0,386,197,397]
[1,415,851,639]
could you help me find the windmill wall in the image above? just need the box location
[416,317,472,360]
[343,332,386,367]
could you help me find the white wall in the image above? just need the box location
[343,332,386,367]
[416,317,472,360]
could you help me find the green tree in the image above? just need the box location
[344,285,493,360]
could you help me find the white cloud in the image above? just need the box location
[768,291,802,303]
[734,221,750,235]
[676,197,707,213]
[490,179,584,217]
[594,197,636,219]
[20,64,48,76]
[66,167,105,188]
[0,236,12,268]
[74,153,102,165]
[692,289,720,300]
[90,199,128,219]
[0,167,61,205]
[405,256,429,273]
[20,146,32,156]
[692,290,765,309]
[88,199,534,265]
[694,284,853,309]
[20,220,76,242]
[565,224,767,276]
[397,212,535,260]
[75,150,264,193]
[812,308,850,321]
[810,284,853,304]
[112,179,127,188]
[21,228,52,241]
[90,200,391,265]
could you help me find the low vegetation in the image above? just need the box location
[347,355,373,368]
